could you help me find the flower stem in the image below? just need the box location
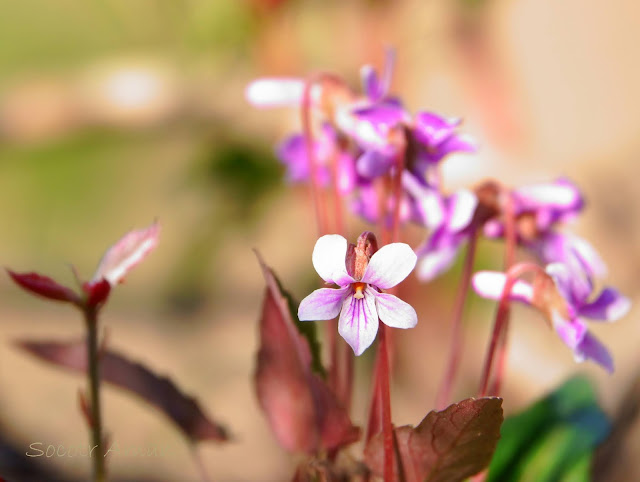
[478,262,543,396]
[378,323,395,482]
[488,190,517,396]
[85,307,105,482]
[435,230,478,409]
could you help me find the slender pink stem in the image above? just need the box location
[435,230,478,409]
[478,262,544,397]
[488,190,517,395]
[301,77,329,237]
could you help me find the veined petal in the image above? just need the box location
[356,149,394,178]
[579,288,631,322]
[312,235,354,286]
[298,287,350,321]
[375,291,417,329]
[573,331,614,373]
[338,292,379,356]
[361,243,417,289]
[472,271,534,304]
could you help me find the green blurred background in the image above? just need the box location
[0,0,639,480]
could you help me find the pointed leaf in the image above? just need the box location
[488,377,610,482]
[92,221,159,286]
[7,270,80,304]
[365,398,503,482]
[254,251,359,454]
[16,339,228,442]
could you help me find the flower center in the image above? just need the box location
[352,282,367,299]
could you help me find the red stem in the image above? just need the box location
[488,190,517,395]
[379,323,395,482]
[301,77,329,237]
[435,230,478,409]
[478,262,544,397]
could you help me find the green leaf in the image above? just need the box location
[488,376,610,482]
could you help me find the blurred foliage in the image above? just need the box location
[488,377,611,482]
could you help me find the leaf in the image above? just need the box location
[17,339,228,443]
[254,251,359,454]
[7,270,80,304]
[365,398,503,482]
[488,376,610,482]
[92,221,159,286]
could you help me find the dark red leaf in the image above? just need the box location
[255,251,359,454]
[365,398,503,482]
[7,270,80,304]
[16,339,228,443]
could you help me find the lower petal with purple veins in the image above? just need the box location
[552,312,587,350]
[338,293,379,356]
[579,287,631,322]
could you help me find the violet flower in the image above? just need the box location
[414,189,478,281]
[472,258,631,372]
[298,234,418,355]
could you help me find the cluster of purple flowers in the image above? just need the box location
[247,55,630,370]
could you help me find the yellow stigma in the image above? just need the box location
[353,282,366,299]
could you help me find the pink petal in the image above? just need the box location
[298,287,349,321]
[551,311,587,350]
[472,271,534,304]
[92,222,160,286]
[375,292,417,329]
[245,78,321,108]
[361,243,416,290]
[338,292,378,356]
[312,235,354,286]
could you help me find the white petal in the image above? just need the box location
[375,292,417,329]
[472,271,534,304]
[298,287,349,321]
[312,235,354,286]
[338,292,379,356]
[92,222,159,286]
[245,78,321,108]
[361,243,417,289]
[448,189,478,232]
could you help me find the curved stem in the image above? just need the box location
[435,230,478,409]
[488,190,517,395]
[85,308,105,482]
[478,262,544,397]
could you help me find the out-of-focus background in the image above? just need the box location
[0,0,639,480]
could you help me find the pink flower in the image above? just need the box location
[298,234,418,355]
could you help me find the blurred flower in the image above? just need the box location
[298,233,417,355]
[414,189,478,281]
[8,222,160,311]
[472,257,631,372]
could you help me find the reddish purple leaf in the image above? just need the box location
[7,270,80,304]
[82,279,112,308]
[255,252,360,454]
[365,398,503,482]
[16,339,228,443]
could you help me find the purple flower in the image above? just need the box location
[276,123,357,194]
[298,234,418,355]
[472,259,631,372]
[414,189,478,281]
[483,178,584,241]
